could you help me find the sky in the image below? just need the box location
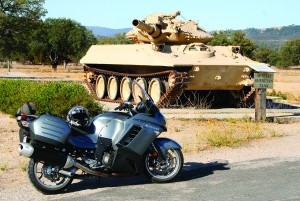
[43,0,299,31]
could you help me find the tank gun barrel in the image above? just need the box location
[132,19,161,38]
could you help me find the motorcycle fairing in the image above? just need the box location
[68,134,96,149]
[110,148,144,174]
[116,113,166,156]
[92,112,130,140]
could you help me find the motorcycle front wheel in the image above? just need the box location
[144,148,183,183]
[28,159,73,194]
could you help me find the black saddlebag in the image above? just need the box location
[29,114,71,146]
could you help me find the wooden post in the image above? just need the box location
[255,88,267,122]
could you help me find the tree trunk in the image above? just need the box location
[51,63,58,72]
[7,58,12,72]
[49,52,58,72]
[63,60,67,68]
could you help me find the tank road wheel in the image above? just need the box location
[120,77,132,101]
[107,76,120,100]
[132,77,148,103]
[148,78,163,104]
[95,75,107,99]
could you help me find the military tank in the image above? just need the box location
[80,11,274,107]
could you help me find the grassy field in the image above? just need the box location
[162,118,283,154]
[268,68,300,102]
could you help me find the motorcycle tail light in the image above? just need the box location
[21,115,27,120]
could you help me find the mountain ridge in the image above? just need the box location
[86,24,300,49]
[86,26,131,37]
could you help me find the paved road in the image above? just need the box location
[48,157,300,201]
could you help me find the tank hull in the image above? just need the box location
[81,43,255,90]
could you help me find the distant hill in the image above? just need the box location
[86,26,131,37]
[243,25,300,49]
[86,25,300,49]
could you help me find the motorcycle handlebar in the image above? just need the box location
[114,102,136,116]
[114,105,123,111]
[114,102,133,111]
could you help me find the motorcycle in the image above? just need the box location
[17,80,183,194]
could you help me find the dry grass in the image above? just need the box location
[270,68,300,100]
[0,161,8,171]
[19,159,29,172]
[266,68,300,104]
[273,69,300,83]
[163,118,283,154]
[205,120,264,147]
[0,64,85,81]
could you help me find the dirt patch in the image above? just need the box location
[0,113,28,188]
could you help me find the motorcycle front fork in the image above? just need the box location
[150,143,166,160]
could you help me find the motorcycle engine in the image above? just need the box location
[102,152,114,168]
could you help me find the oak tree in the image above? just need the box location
[0,0,46,70]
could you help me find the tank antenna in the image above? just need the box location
[180,13,186,20]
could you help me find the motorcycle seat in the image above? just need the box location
[70,124,95,136]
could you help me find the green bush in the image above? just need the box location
[267,89,288,100]
[0,79,103,118]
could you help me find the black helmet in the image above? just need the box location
[67,106,89,127]
[20,102,37,115]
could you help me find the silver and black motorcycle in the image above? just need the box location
[17,81,183,194]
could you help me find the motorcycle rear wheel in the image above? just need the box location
[28,159,73,194]
[144,148,183,183]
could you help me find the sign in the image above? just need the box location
[253,73,274,89]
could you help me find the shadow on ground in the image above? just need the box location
[241,100,299,109]
[266,100,299,109]
[63,161,230,194]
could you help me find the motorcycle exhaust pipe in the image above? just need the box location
[19,142,74,169]
[72,162,109,177]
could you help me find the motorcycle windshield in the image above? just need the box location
[132,80,153,105]
[132,80,166,128]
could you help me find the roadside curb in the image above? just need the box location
[269,115,300,124]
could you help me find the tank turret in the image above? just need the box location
[126,11,213,46]
[132,19,161,40]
